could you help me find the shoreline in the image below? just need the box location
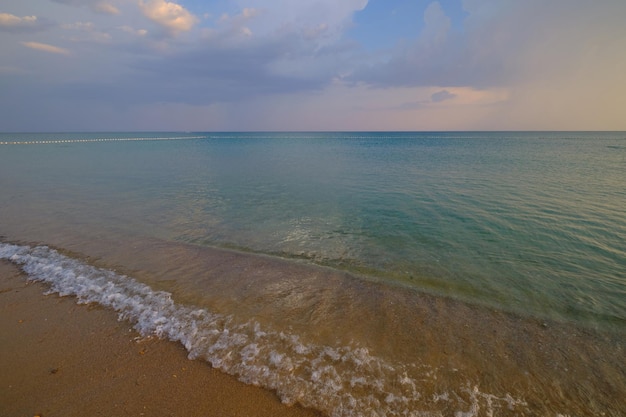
[0,260,321,417]
[2,240,625,416]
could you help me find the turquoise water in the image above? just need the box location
[1,131,625,416]
[2,131,624,326]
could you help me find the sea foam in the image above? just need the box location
[0,242,527,417]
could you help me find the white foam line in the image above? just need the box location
[0,242,530,417]
[0,136,205,145]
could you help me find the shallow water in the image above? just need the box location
[1,131,625,416]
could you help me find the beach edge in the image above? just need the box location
[0,260,321,417]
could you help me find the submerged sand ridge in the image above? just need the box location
[1,237,625,417]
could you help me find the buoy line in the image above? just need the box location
[0,136,205,145]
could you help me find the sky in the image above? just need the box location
[1,0,625,131]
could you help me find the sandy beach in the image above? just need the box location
[0,260,321,417]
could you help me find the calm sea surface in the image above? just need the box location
[1,131,625,416]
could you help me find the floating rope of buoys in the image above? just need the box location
[0,136,205,145]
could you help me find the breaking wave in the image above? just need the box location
[0,242,528,417]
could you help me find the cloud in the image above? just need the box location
[0,13,50,32]
[59,36,332,107]
[21,41,71,55]
[118,25,148,37]
[353,0,626,93]
[431,90,456,102]
[230,0,367,46]
[0,66,26,75]
[3,0,624,131]
[61,21,96,30]
[0,13,37,27]
[350,1,463,88]
[0,0,366,120]
[420,1,450,48]
[61,21,113,43]
[212,8,261,40]
[51,0,121,15]
[66,1,368,107]
[138,0,198,36]
[209,82,510,131]
[95,1,121,15]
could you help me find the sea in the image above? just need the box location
[0,131,624,416]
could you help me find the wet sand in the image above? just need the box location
[2,239,626,417]
[0,260,321,417]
